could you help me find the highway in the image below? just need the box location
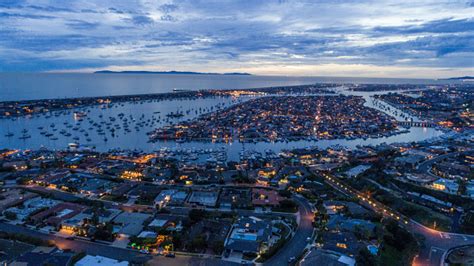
[321,173,474,266]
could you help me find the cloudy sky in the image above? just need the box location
[1,0,473,78]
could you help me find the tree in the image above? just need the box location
[457,179,467,196]
[4,211,17,220]
[188,235,207,252]
[278,199,298,212]
[188,209,207,223]
[278,189,292,198]
[211,240,224,254]
[356,248,376,266]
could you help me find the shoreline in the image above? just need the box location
[0,84,336,118]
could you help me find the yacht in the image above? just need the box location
[74,111,87,118]
[19,134,31,139]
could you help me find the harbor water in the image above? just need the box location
[0,78,445,161]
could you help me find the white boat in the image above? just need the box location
[74,111,87,118]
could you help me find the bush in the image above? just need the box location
[4,211,17,220]
[188,209,208,223]
[379,219,419,265]
[274,199,298,212]
[211,240,224,254]
[187,234,207,252]
[4,233,46,246]
[357,248,377,266]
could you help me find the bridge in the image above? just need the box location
[396,121,437,128]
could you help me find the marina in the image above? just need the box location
[0,86,445,161]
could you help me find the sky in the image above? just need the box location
[0,0,473,78]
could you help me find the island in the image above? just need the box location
[94,70,252,75]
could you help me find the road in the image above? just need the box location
[13,184,314,265]
[416,152,462,174]
[0,222,149,262]
[0,222,235,265]
[22,184,303,218]
[321,173,474,266]
[410,221,474,266]
[263,196,314,266]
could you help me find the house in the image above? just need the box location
[75,255,128,266]
[11,246,75,266]
[0,239,34,265]
[276,166,311,183]
[321,232,360,257]
[225,216,273,255]
[430,178,459,194]
[300,248,356,266]
[82,208,122,223]
[324,201,347,215]
[187,191,219,207]
[127,184,160,199]
[137,231,158,239]
[188,219,232,248]
[405,174,438,185]
[345,165,371,178]
[394,154,425,168]
[252,188,283,207]
[326,215,376,235]
[323,201,369,216]
[154,189,189,208]
[112,212,152,237]
[148,214,184,232]
[218,188,252,209]
[29,202,87,227]
[0,189,36,212]
[60,212,91,234]
[7,197,59,222]
[110,182,136,197]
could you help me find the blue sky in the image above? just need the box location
[0,0,473,78]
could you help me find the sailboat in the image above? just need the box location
[4,124,14,137]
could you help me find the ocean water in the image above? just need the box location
[0,73,459,101]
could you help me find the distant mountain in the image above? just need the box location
[94,70,252,75]
[442,76,474,80]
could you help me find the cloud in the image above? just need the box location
[160,14,177,22]
[130,15,154,25]
[159,3,178,13]
[373,18,474,34]
[0,0,472,78]
[0,11,54,19]
[66,19,99,30]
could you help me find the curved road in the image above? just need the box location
[263,195,314,266]
[320,172,474,266]
[4,186,315,266]
[410,221,474,266]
